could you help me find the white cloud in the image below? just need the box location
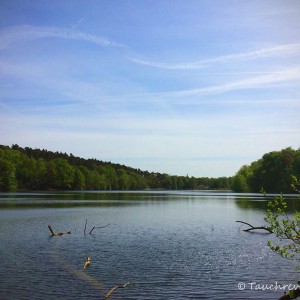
[0,25,125,49]
[180,67,300,97]
[129,43,300,69]
[108,67,300,101]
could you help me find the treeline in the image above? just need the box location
[232,147,300,193]
[1,145,298,193]
[0,144,232,191]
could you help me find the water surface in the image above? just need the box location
[0,191,299,299]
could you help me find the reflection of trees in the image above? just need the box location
[235,198,269,211]
[235,196,300,212]
[0,191,185,209]
[0,200,140,209]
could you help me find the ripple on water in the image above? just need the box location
[0,192,298,299]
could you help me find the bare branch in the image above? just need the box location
[104,282,129,299]
[48,225,71,236]
[236,221,273,233]
[84,219,87,235]
[89,224,110,234]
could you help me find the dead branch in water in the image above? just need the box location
[104,282,129,299]
[84,219,88,235]
[48,225,71,236]
[84,219,110,235]
[89,224,110,234]
[236,221,273,233]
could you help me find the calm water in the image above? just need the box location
[0,191,299,300]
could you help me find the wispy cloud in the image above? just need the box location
[0,25,125,49]
[129,43,300,69]
[108,67,300,100]
[177,67,300,97]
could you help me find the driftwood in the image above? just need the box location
[236,221,273,233]
[104,282,130,299]
[48,225,71,236]
[89,224,110,234]
[278,288,300,300]
[84,219,110,235]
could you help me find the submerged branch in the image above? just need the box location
[48,225,71,236]
[89,224,110,235]
[84,219,88,235]
[104,282,129,299]
[84,219,110,235]
[236,221,273,233]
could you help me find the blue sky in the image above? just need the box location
[0,0,300,177]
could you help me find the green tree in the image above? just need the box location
[89,171,102,190]
[293,151,300,176]
[79,166,93,190]
[231,148,300,193]
[198,177,210,189]
[0,159,17,191]
[263,177,300,299]
[50,158,74,189]
[102,166,118,190]
[16,155,41,189]
[135,173,148,189]
[251,148,297,193]
[47,160,57,189]
[128,173,138,190]
[34,158,47,189]
[264,177,300,260]
[161,174,173,189]
[170,176,178,190]
[146,174,161,189]
[117,169,130,190]
[232,174,249,192]
[73,167,86,190]
[97,166,110,189]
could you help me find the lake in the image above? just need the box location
[0,190,299,299]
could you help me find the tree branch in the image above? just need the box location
[89,224,110,234]
[84,219,87,235]
[48,225,71,236]
[104,282,129,299]
[236,221,273,233]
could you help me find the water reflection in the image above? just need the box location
[1,190,299,300]
[235,194,300,212]
[0,191,299,212]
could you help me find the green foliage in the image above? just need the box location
[232,174,249,192]
[0,144,244,191]
[232,147,300,193]
[0,158,17,191]
[1,144,298,192]
[48,158,75,189]
[264,177,300,263]
[73,168,86,190]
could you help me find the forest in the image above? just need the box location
[231,147,300,193]
[0,144,299,193]
[0,144,231,191]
